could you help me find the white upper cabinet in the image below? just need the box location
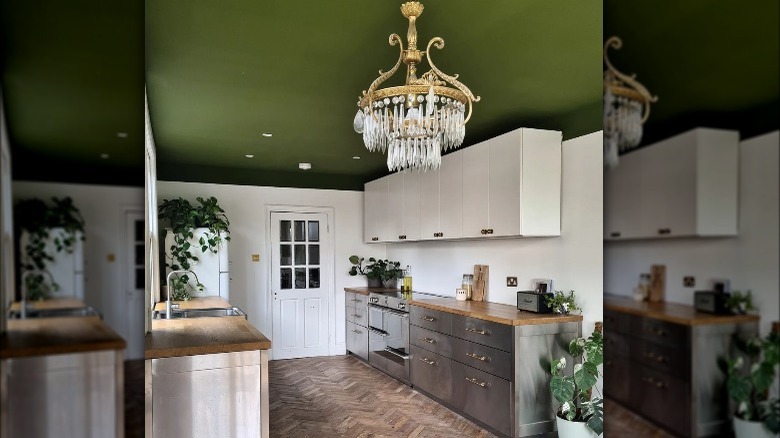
[364,127,562,242]
[604,128,739,241]
[462,128,562,238]
[364,178,388,243]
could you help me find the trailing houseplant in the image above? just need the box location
[546,290,582,315]
[158,196,230,300]
[348,255,404,288]
[550,325,604,437]
[725,290,755,315]
[14,197,85,300]
[721,331,780,437]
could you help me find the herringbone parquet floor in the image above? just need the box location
[269,355,498,438]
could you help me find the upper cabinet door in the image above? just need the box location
[419,162,441,240]
[364,178,388,243]
[488,131,521,237]
[517,129,562,236]
[461,141,490,238]
[439,152,463,240]
[403,171,421,241]
[386,172,405,242]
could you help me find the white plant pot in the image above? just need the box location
[556,416,600,438]
[733,416,776,438]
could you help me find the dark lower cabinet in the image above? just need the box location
[632,364,690,437]
[452,361,512,437]
[409,345,452,403]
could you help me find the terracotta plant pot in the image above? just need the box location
[733,416,775,438]
[556,416,600,438]
[367,277,382,288]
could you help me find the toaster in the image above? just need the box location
[694,291,731,314]
[517,290,553,313]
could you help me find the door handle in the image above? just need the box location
[465,377,488,387]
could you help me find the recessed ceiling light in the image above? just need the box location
[100,153,110,159]
[245,154,254,158]
[262,132,273,138]
[352,156,361,160]
[116,132,128,138]
[298,162,312,171]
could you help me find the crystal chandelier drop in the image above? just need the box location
[353,1,480,172]
[603,36,658,168]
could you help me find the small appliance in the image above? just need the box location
[694,291,731,314]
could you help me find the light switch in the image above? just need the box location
[251,254,260,262]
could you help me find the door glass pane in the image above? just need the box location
[308,221,319,242]
[294,244,306,265]
[294,268,306,289]
[280,245,292,266]
[308,245,319,265]
[135,244,144,265]
[134,219,144,242]
[135,268,144,289]
[309,268,320,288]
[294,221,306,242]
[280,268,292,289]
[280,220,292,242]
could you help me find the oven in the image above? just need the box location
[367,294,410,383]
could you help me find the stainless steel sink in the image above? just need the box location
[152,306,246,320]
[8,306,102,319]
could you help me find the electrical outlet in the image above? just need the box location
[506,277,518,287]
[683,276,695,287]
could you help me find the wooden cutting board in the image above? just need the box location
[649,264,666,302]
[472,265,489,302]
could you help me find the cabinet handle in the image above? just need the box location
[353,329,362,334]
[421,316,437,322]
[610,232,621,238]
[651,328,668,337]
[350,299,361,302]
[433,232,444,238]
[466,352,488,362]
[399,235,406,240]
[642,376,666,389]
[465,327,489,336]
[352,314,362,319]
[419,337,435,344]
[643,351,668,364]
[486,229,494,235]
[419,357,436,366]
[465,377,488,387]
[371,237,379,242]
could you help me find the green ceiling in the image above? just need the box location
[2,1,777,188]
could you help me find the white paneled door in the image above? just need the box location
[271,212,330,359]
[124,210,145,360]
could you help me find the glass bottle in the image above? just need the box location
[462,274,473,300]
[402,265,412,292]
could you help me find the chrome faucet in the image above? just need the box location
[166,269,199,319]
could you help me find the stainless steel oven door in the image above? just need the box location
[383,308,409,355]
[368,304,385,332]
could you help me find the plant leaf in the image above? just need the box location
[550,375,575,404]
[574,361,598,390]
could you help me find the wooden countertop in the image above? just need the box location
[145,297,271,360]
[604,295,761,326]
[344,287,404,296]
[410,298,584,326]
[1,316,126,359]
[9,297,87,312]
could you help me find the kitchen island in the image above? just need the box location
[145,296,271,438]
[604,295,759,437]
[345,287,583,438]
[1,300,126,438]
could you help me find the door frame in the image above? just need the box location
[265,204,336,360]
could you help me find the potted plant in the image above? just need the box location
[158,196,230,300]
[546,290,582,315]
[722,331,780,438]
[14,197,85,300]
[725,290,755,315]
[348,256,404,288]
[549,324,604,437]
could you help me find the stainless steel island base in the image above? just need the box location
[145,349,269,438]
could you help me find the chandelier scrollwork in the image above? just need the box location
[603,36,658,168]
[353,1,480,172]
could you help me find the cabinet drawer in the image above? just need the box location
[452,361,512,437]
[631,339,690,377]
[452,336,512,380]
[452,315,513,352]
[346,304,367,326]
[410,345,452,404]
[346,292,367,309]
[605,331,630,358]
[410,306,452,335]
[346,321,368,361]
[410,325,452,357]
[604,309,630,334]
[632,317,688,348]
[632,364,691,437]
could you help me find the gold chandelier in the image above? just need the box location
[353,1,480,171]
[603,36,658,168]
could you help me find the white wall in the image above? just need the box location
[12,182,144,340]
[386,132,605,336]
[605,131,779,335]
[156,182,382,351]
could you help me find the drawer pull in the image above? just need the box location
[421,316,437,322]
[353,329,362,334]
[465,377,488,387]
[419,357,436,366]
[650,328,668,337]
[350,299,361,302]
[641,376,667,389]
[610,232,621,238]
[465,352,488,362]
[643,351,668,363]
[352,314,362,319]
[419,337,436,344]
[465,327,489,336]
